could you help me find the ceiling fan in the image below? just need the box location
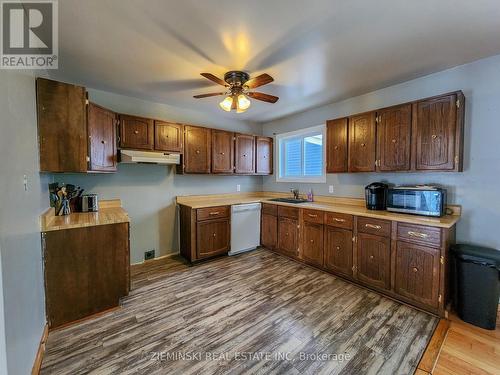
[193,71,279,113]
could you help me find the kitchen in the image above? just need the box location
[1,1,500,375]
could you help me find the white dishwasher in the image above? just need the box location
[229,203,261,255]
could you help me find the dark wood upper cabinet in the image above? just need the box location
[119,115,154,150]
[235,133,255,174]
[255,136,273,175]
[302,222,324,268]
[376,104,412,171]
[348,112,376,172]
[356,232,391,290]
[412,93,463,171]
[183,125,211,173]
[326,118,348,173]
[395,241,440,309]
[36,78,88,172]
[324,226,353,278]
[87,103,117,173]
[154,121,183,152]
[211,129,234,174]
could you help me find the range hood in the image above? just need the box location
[119,150,180,165]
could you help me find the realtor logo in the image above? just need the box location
[1,0,58,69]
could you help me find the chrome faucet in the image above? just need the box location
[291,188,300,200]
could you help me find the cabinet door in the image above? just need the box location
[326,118,348,173]
[36,78,88,172]
[324,226,353,277]
[356,232,391,290]
[348,112,376,172]
[88,103,117,172]
[119,115,154,150]
[235,133,255,174]
[302,222,324,267]
[184,126,211,173]
[256,136,273,174]
[211,129,234,173]
[196,219,230,259]
[413,93,457,171]
[395,241,440,309]
[261,213,277,249]
[154,121,183,152]
[278,217,298,257]
[376,104,411,171]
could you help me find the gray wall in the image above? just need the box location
[0,71,49,375]
[263,53,500,250]
[53,89,263,264]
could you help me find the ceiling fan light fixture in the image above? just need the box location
[237,94,251,110]
[219,96,233,112]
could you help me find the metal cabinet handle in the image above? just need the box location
[334,218,345,223]
[310,239,314,243]
[196,150,200,154]
[412,267,418,273]
[213,233,216,237]
[308,214,318,218]
[101,140,107,144]
[209,211,220,216]
[133,130,139,134]
[369,255,374,259]
[336,246,341,250]
[365,224,381,230]
[408,231,428,238]
[361,143,366,147]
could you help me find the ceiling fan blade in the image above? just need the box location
[200,73,227,86]
[247,92,279,103]
[245,73,274,89]
[193,92,225,98]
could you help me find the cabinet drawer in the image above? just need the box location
[397,223,441,246]
[325,212,353,230]
[197,206,230,221]
[278,206,299,219]
[262,203,278,216]
[357,217,391,237]
[303,209,324,224]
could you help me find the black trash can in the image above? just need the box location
[452,244,500,330]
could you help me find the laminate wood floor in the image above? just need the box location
[41,249,438,375]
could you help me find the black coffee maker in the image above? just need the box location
[365,182,388,210]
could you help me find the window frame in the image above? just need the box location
[275,124,326,183]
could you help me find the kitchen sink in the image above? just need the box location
[268,198,309,204]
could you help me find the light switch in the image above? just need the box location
[236,184,241,192]
[329,185,334,194]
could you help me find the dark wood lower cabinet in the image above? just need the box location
[196,219,230,259]
[324,226,353,277]
[261,213,277,249]
[278,217,298,258]
[356,232,391,290]
[395,241,441,310]
[179,204,230,262]
[43,223,130,328]
[302,222,324,267]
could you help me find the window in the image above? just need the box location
[276,124,326,183]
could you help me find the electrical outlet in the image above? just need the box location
[236,184,241,192]
[144,250,155,261]
[329,185,334,194]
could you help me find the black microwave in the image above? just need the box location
[386,186,447,217]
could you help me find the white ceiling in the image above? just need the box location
[51,0,500,122]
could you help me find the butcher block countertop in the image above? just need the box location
[176,192,461,229]
[40,199,129,232]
